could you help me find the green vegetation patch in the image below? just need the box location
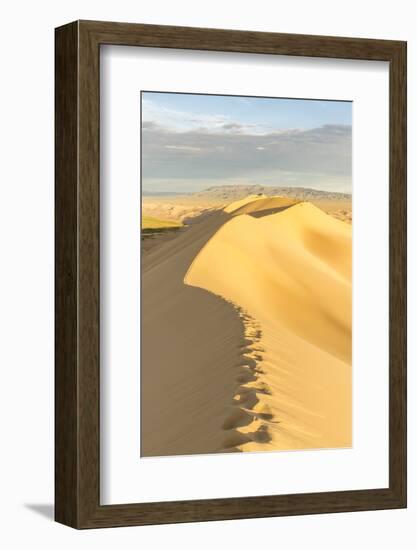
[141,215,183,235]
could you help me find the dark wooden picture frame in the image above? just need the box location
[55,20,407,529]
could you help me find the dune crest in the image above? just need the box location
[228,195,299,217]
[223,194,266,213]
[141,210,248,456]
[185,201,352,451]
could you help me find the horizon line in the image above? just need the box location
[142,184,352,196]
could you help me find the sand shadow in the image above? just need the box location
[248,205,293,218]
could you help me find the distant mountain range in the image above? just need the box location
[143,185,351,201]
[192,185,351,201]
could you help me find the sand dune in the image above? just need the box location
[223,194,265,213]
[185,201,351,451]
[225,194,298,215]
[141,210,245,456]
[311,199,352,224]
[142,197,219,225]
[142,196,352,455]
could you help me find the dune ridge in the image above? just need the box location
[225,195,299,216]
[184,200,352,451]
[142,195,352,456]
[141,210,248,456]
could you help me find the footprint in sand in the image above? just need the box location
[232,390,260,409]
[222,409,254,430]
[219,307,276,452]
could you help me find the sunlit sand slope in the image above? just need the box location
[185,202,352,451]
[224,194,266,213]
[226,195,299,216]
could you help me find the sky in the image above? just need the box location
[141,91,352,193]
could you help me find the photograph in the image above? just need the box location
[140,91,352,457]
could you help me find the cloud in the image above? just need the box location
[141,120,352,192]
[142,98,230,133]
[165,145,202,152]
[142,97,269,135]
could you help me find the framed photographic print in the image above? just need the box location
[55,20,407,528]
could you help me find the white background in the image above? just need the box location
[0,0,415,548]
[101,47,389,504]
